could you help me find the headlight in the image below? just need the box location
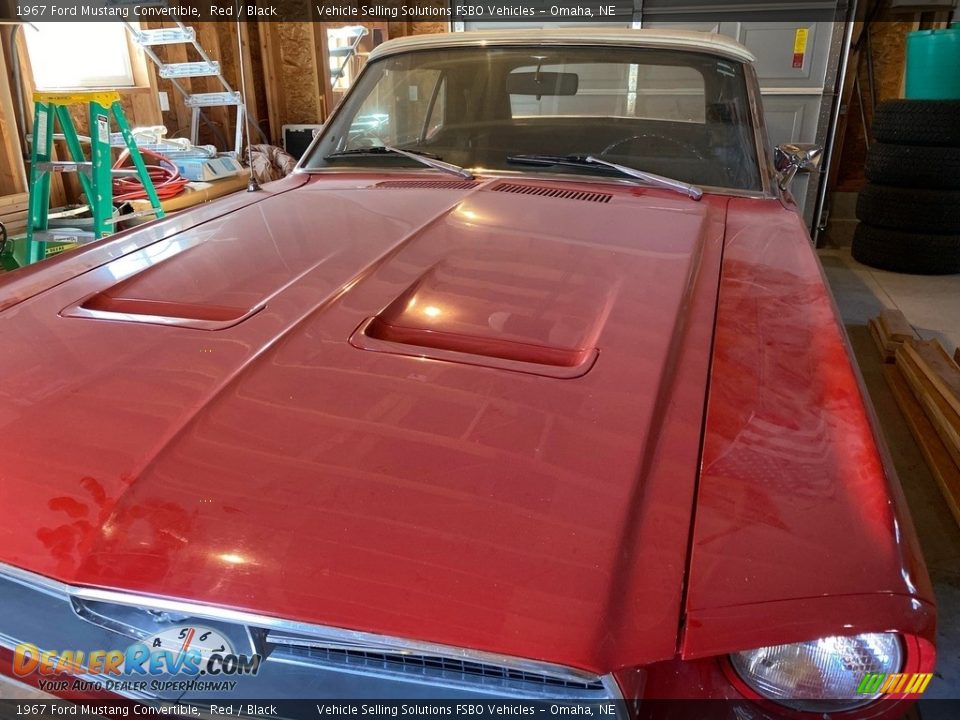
[729,633,903,712]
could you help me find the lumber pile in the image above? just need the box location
[0,193,27,238]
[875,309,960,526]
[869,308,915,363]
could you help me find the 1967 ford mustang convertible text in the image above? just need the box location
[0,29,935,719]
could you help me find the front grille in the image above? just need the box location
[0,563,616,702]
[375,180,479,190]
[272,643,606,692]
[491,183,613,203]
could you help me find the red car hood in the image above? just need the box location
[0,174,728,673]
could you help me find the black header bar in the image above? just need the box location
[1,1,850,24]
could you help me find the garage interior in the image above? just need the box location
[1,0,960,709]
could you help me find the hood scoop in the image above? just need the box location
[60,255,265,330]
[351,317,597,379]
[350,252,608,379]
[491,182,612,204]
[63,292,262,330]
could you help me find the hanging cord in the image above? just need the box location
[236,17,260,192]
[195,112,230,152]
[112,147,189,202]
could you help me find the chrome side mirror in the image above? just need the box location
[775,143,823,191]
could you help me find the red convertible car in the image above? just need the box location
[0,28,935,718]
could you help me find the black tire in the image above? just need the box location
[865,142,960,189]
[856,184,960,233]
[872,100,960,147]
[852,224,960,275]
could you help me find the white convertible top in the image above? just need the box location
[368,28,756,64]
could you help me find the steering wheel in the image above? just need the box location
[601,133,706,162]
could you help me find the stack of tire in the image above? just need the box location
[852,99,960,275]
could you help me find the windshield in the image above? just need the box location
[304,45,763,192]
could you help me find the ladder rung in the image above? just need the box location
[159,61,220,79]
[30,229,96,242]
[36,161,93,174]
[185,92,242,108]
[135,27,196,46]
[37,162,136,177]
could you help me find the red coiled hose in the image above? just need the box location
[112,147,189,202]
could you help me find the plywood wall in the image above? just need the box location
[253,21,330,143]
[0,27,27,196]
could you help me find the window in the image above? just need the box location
[508,62,706,123]
[310,46,762,191]
[632,64,707,123]
[24,23,135,90]
[346,68,445,148]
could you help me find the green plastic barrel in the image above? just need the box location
[905,25,960,100]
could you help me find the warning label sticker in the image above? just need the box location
[793,28,810,69]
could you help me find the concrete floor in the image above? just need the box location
[820,248,960,707]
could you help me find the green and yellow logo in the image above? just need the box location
[856,672,932,695]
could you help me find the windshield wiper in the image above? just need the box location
[325,146,473,180]
[506,154,703,201]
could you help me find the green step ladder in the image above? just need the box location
[24,90,165,266]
